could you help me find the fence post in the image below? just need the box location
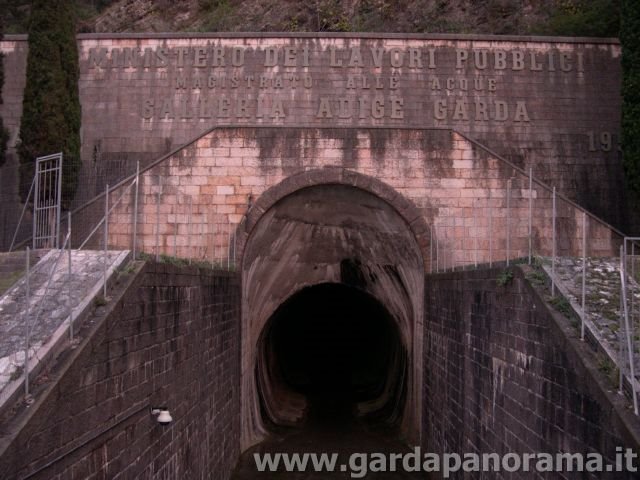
[233,224,237,269]
[198,213,207,262]
[435,225,439,273]
[133,161,139,260]
[103,184,109,298]
[227,224,231,270]
[528,167,533,264]
[173,221,178,258]
[489,198,493,268]
[551,187,556,296]
[56,154,63,249]
[632,242,636,358]
[68,212,73,343]
[32,166,39,249]
[155,178,161,262]
[430,226,433,274]
[214,218,216,268]
[506,178,511,267]
[620,250,626,395]
[24,247,31,399]
[188,197,193,265]
[581,212,587,341]
[473,198,478,269]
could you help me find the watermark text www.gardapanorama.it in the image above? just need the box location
[253,448,638,478]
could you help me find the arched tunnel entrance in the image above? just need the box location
[258,283,407,428]
[240,173,427,450]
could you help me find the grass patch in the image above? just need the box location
[159,254,189,266]
[526,269,546,286]
[496,269,514,287]
[549,295,573,318]
[94,295,107,307]
[9,365,24,382]
[597,355,619,387]
[119,262,137,275]
[137,252,154,262]
[0,270,24,296]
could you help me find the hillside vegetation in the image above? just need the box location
[2,0,621,37]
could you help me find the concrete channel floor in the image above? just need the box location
[231,395,427,479]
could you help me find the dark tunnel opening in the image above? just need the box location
[257,283,407,430]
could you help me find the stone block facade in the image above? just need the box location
[89,127,620,272]
[0,33,628,243]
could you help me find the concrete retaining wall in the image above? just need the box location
[0,262,241,480]
[423,266,640,479]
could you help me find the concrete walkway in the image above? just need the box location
[0,249,129,407]
[545,256,640,379]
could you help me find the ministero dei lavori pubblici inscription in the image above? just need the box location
[81,38,617,139]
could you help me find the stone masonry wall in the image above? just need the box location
[93,127,619,272]
[423,267,640,479]
[0,33,627,235]
[0,263,241,480]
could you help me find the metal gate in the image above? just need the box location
[32,153,63,249]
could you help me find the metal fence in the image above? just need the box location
[620,238,640,415]
[71,163,241,270]
[2,150,637,413]
[4,157,238,408]
[427,167,640,415]
[2,151,150,252]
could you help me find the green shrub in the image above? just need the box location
[496,269,514,286]
[18,0,81,209]
[546,0,620,37]
[622,0,640,199]
[0,1,7,168]
[549,295,573,318]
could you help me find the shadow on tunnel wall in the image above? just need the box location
[255,283,408,431]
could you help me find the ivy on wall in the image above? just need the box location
[17,0,81,207]
[622,0,640,199]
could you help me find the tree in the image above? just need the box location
[621,0,640,198]
[0,0,9,168]
[18,0,81,207]
[546,0,620,37]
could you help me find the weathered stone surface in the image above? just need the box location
[240,184,425,449]
[0,263,241,480]
[87,127,621,274]
[424,266,640,480]
[0,249,129,406]
[545,256,640,388]
[0,34,628,242]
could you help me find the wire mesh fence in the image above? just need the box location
[72,167,242,270]
[1,146,638,412]
[426,167,640,414]
[0,154,240,408]
[1,152,150,252]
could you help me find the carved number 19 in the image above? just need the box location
[588,131,612,152]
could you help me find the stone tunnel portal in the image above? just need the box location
[240,177,426,450]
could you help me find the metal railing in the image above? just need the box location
[71,162,241,270]
[620,238,640,415]
[424,167,640,414]
[21,228,71,402]
[3,145,634,411]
